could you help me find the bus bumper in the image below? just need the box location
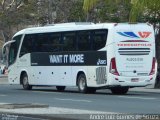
[108,74,155,87]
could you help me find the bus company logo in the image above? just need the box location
[97,59,106,65]
[117,32,151,38]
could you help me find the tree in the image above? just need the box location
[68,0,85,22]
[129,0,160,23]
[129,0,160,87]
[83,0,131,22]
[0,0,31,42]
[130,0,160,63]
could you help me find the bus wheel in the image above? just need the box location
[22,73,32,90]
[56,86,66,92]
[111,87,129,95]
[78,74,88,93]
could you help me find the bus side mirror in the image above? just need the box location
[2,46,6,55]
[2,40,16,65]
[1,45,7,65]
[2,40,16,54]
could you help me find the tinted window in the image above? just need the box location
[20,29,108,56]
[20,33,62,56]
[77,31,91,51]
[63,32,76,51]
[93,30,108,50]
[9,35,22,65]
[13,35,22,53]
[48,33,62,52]
[20,34,37,57]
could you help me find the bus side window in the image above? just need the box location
[20,34,36,57]
[37,33,47,52]
[8,35,22,65]
[93,29,108,50]
[63,32,76,51]
[77,30,91,51]
[49,33,61,52]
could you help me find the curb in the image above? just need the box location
[0,103,49,109]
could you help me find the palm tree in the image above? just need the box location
[83,0,131,12]
[83,0,130,21]
[83,0,159,23]
[83,0,98,21]
[83,0,98,13]
[129,0,160,24]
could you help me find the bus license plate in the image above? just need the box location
[131,78,139,82]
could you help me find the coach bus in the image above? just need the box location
[2,22,156,94]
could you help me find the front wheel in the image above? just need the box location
[22,73,32,90]
[111,87,129,95]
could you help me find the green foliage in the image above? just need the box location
[0,0,37,41]
[129,0,160,22]
[68,1,85,22]
[129,0,160,66]
[83,0,131,22]
[83,0,98,13]
[0,0,159,41]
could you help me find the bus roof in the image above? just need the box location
[13,22,151,37]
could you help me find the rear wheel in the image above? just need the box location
[77,74,96,94]
[111,87,129,95]
[78,74,88,93]
[56,86,66,92]
[22,73,32,90]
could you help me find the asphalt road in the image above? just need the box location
[0,84,160,115]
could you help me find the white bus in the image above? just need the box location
[3,22,156,94]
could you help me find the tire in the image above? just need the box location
[56,86,66,92]
[111,87,129,95]
[77,74,89,93]
[22,73,32,90]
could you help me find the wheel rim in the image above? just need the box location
[23,76,28,86]
[79,77,86,91]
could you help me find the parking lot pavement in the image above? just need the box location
[130,87,160,93]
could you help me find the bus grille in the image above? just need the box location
[118,48,150,55]
[96,67,107,84]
